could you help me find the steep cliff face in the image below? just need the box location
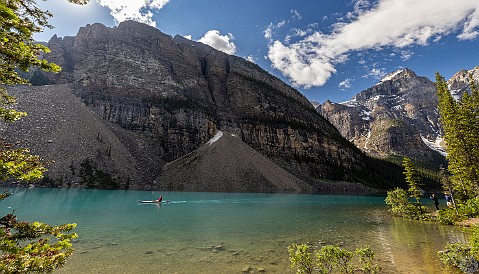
[319,69,445,164]
[19,20,404,191]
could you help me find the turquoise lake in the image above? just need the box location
[0,188,466,273]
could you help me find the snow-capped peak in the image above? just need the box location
[380,69,406,83]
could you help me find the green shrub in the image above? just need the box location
[288,243,379,274]
[385,188,409,216]
[437,207,463,225]
[438,242,479,273]
[462,198,479,218]
[437,198,479,225]
[470,227,479,255]
[355,246,379,274]
[288,244,314,274]
[438,226,479,273]
[385,188,431,221]
[316,245,353,273]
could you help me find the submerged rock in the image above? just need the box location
[241,266,252,273]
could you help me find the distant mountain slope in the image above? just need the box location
[7,20,407,191]
[318,67,479,166]
[1,85,162,189]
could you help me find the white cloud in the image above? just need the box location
[96,0,169,27]
[363,68,387,80]
[339,78,354,90]
[267,0,479,88]
[264,20,286,42]
[246,55,256,63]
[183,35,192,40]
[400,50,414,61]
[291,9,302,20]
[198,30,237,55]
[267,40,337,88]
[352,0,373,16]
[292,28,308,37]
[284,35,292,44]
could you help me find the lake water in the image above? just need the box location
[0,188,466,273]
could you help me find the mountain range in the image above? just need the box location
[4,20,453,192]
[317,66,479,167]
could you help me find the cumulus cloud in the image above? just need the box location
[246,55,256,63]
[198,30,237,55]
[267,0,479,88]
[96,0,169,27]
[351,0,373,17]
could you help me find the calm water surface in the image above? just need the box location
[0,188,466,273]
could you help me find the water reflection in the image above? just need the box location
[372,217,466,273]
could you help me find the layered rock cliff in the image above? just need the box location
[6,21,405,191]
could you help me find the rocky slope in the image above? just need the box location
[158,131,312,193]
[319,67,479,165]
[1,85,163,189]
[158,131,377,193]
[6,21,405,191]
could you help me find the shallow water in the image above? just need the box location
[0,188,465,273]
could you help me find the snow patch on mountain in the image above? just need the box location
[340,98,358,107]
[364,129,372,150]
[373,69,409,86]
[381,69,405,82]
[207,131,223,146]
[421,135,447,156]
[361,110,372,121]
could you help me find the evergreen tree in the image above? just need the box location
[402,157,422,203]
[1,0,88,272]
[436,73,479,200]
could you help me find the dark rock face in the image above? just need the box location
[14,20,404,191]
[319,69,446,164]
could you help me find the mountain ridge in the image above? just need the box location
[6,20,405,192]
[318,66,479,166]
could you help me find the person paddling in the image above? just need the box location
[154,195,163,203]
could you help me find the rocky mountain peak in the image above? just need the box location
[318,66,479,165]
[378,68,417,83]
[448,66,479,99]
[320,68,445,164]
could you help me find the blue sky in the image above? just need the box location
[35,0,479,103]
